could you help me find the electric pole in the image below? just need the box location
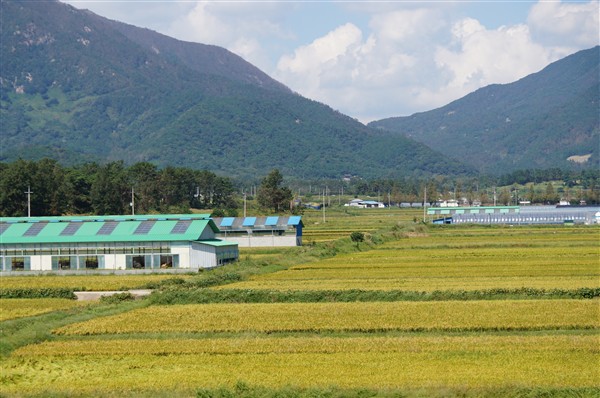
[25,185,32,217]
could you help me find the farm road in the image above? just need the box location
[74,290,153,301]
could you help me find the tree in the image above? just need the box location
[90,161,129,215]
[544,182,558,204]
[350,231,365,249]
[257,169,293,213]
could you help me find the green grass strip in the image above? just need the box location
[0,288,76,299]
[150,287,600,305]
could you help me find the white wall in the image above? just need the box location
[223,235,297,248]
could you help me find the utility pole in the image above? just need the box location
[243,191,247,217]
[322,189,326,223]
[423,186,427,222]
[130,187,135,216]
[25,185,32,217]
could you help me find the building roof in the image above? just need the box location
[212,215,303,231]
[0,214,220,245]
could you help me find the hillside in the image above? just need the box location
[369,46,600,174]
[0,0,473,179]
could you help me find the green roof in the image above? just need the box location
[198,239,238,247]
[0,214,220,245]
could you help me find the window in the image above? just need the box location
[159,255,173,269]
[11,257,26,271]
[132,255,145,269]
[59,256,71,270]
[84,256,99,269]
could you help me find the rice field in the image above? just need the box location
[0,298,89,321]
[0,273,193,291]
[222,225,600,292]
[302,207,421,242]
[54,300,598,335]
[1,218,598,397]
[2,335,597,396]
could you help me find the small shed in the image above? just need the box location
[212,216,303,247]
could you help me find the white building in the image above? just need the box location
[345,199,385,208]
[0,214,238,273]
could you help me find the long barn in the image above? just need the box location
[0,214,238,273]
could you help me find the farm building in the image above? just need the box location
[345,199,385,208]
[430,205,600,225]
[212,216,303,247]
[427,206,520,217]
[0,214,238,273]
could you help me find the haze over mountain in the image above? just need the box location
[369,46,599,174]
[0,0,473,180]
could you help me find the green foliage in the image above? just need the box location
[0,0,473,180]
[194,385,600,398]
[0,159,237,216]
[99,292,136,304]
[257,169,293,212]
[350,231,365,249]
[149,287,600,305]
[0,288,76,299]
[370,47,599,174]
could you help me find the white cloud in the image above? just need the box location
[65,0,600,123]
[163,1,290,71]
[528,1,599,49]
[432,18,551,106]
[276,1,599,122]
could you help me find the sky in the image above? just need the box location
[63,1,600,123]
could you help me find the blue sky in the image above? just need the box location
[64,1,599,122]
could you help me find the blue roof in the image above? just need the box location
[265,216,279,226]
[220,217,235,227]
[242,217,257,227]
[288,216,302,225]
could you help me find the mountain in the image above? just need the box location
[369,46,600,174]
[0,0,474,180]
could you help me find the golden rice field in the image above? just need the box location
[1,219,599,397]
[0,273,193,291]
[302,207,421,241]
[2,335,597,396]
[55,300,598,335]
[0,298,90,321]
[223,226,600,292]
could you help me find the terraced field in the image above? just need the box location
[224,225,600,292]
[0,298,90,321]
[0,273,194,291]
[1,215,598,397]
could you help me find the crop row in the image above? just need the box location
[0,298,89,321]
[0,274,193,291]
[54,300,598,335]
[15,334,598,356]
[2,334,597,395]
[219,276,599,292]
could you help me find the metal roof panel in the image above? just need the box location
[265,216,279,226]
[242,217,256,227]
[220,217,235,227]
[287,216,302,225]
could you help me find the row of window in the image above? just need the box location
[1,242,172,257]
[0,254,179,271]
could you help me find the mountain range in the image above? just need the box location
[1,0,597,180]
[369,46,599,173]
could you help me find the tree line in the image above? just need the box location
[0,159,238,217]
[288,168,599,206]
[1,159,598,217]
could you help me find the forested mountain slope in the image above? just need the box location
[369,46,599,174]
[0,0,473,179]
